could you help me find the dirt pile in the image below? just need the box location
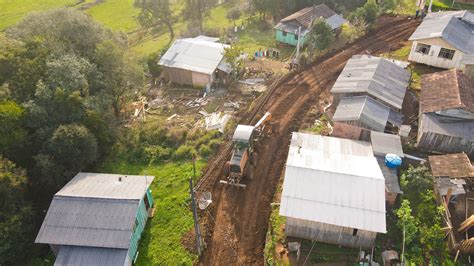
[195,16,420,265]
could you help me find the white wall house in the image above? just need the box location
[408,11,474,70]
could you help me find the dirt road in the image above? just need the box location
[194,16,420,265]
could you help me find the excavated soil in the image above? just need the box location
[194,16,420,265]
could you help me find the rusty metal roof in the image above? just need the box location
[429,153,474,178]
[420,69,474,114]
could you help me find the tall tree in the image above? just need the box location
[306,19,335,58]
[0,157,35,265]
[182,0,217,32]
[134,0,175,40]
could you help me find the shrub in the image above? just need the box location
[174,145,196,160]
[198,144,212,157]
[208,139,222,151]
[143,145,172,161]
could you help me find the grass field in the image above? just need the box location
[99,157,204,264]
[0,0,77,30]
[86,0,140,32]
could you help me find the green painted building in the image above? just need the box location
[274,4,347,46]
[35,173,155,266]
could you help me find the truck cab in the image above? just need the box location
[228,125,255,183]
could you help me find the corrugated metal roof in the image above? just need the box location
[435,178,466,196]
[330,55,410,110]
[376,156,402,194]
[370,131,404,158]
[56,172,154,200]
[55,246,128,266]
[280,133,386,233]
[332,96,390,132]
[420,113,474,141]
[158,36,230,75]
[326,14,347,30]
[232,125,254,142]
[35,196,138,248]
[409,11,474,54]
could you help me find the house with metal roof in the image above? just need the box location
[417,69,474,157]
[408,10,474,70]
[274,4,346,46]
[279,133,386,248]
[35,173,155,266]
[158,35,231,87]
[330,55,410,133]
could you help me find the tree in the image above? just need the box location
[182,0,217,33]
[0,101,26,158]
[134,0,175,41]
[306,20,335,58]
[226,8,242,24]
[395,199,418,264]
[42,124,98,187]
[0,157,35,265]
[362,0,379,23]
[223,46,244,77]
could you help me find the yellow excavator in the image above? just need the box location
[220,112,272,188]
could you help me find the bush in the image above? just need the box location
[198,144,212,157]
[143,145,172,161]
[174,145,196,160]
[208,139,222,151]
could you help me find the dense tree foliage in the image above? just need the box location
[135,0,176,40]
[0,9,144,263]
[306,19,335,58]
[0,157,35,265]
[0,8,142,186]
[396,166,449,264]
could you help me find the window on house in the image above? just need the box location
[144,194,150,210]
[294,34,299,40]
[438,48,455,60]
[282,31,287,37]
[415,43,431,55]
[352,228,358,236]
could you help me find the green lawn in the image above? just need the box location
[99,158,204,265]
[432,0,474,10]
[86,0,140,33]
[0,0,77,30]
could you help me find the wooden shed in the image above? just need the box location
[35,173,155,265]
[417,69,474,157]
[279,133,386,249]
[158,36,231,87]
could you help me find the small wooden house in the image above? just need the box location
[35,173,155,265]
[158,36,231,87]
[280,133,386,248]
[430,153,474,253]
[274,4,346,46]
[417,69,474,157]
[408,11,474,70]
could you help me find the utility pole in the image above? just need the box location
[295,26,302,65]
[428,0,433,13]
[189,178,202,256]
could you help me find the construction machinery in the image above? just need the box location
[220,112,272,188]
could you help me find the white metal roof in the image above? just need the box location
[280,133,387,233]
[232,125,254,142]
[409,11,474,54]
[56,172,154,200]
[55,246,128,266]
[158,36,230,75]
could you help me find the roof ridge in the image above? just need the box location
[282,195,386,214]
[285,162,384,180]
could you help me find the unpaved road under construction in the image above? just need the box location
[194,16,420,265]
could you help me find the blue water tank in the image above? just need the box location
[385,153,402,168]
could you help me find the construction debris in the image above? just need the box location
[204,112,231,133]
[238,78,265,85]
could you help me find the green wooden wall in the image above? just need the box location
[129,188,154,261]
[275,29,306,46]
